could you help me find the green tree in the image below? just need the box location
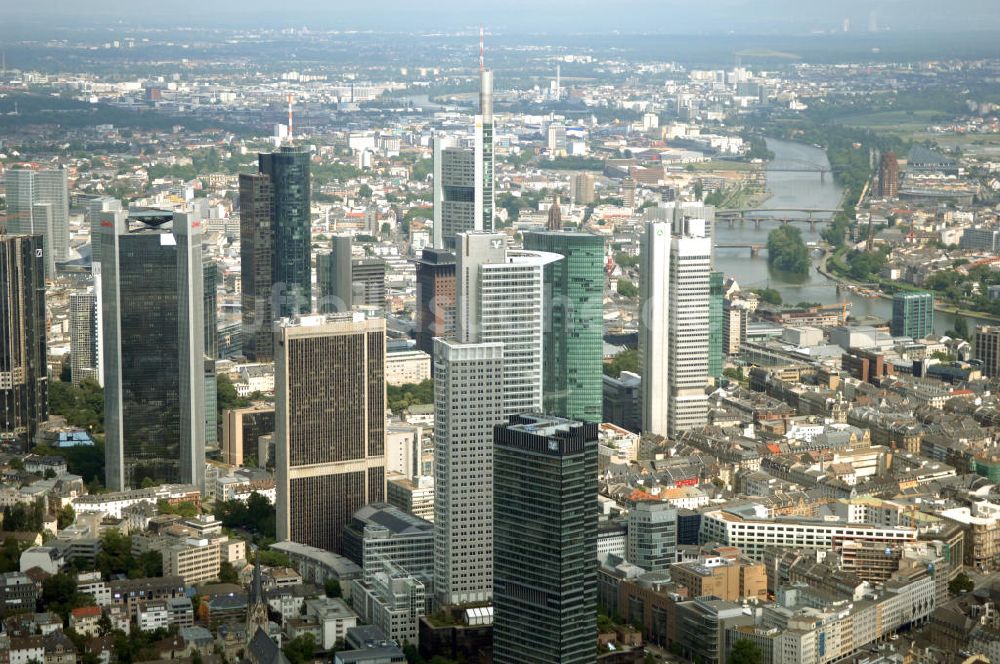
[766,225,810,275]
[949,572,975,595]
[617,278,639,299]
[57,505,75,530]
[357,184,373,199]
[42,572,91,623]
[218,561,239,584]
[729,639,763,664]
[751,288,782,306]
[283,633,316,664]
[324,578,342,598]
[604,349,639,378]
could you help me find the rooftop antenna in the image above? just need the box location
[286,93,294,144]
[479,25,485,72]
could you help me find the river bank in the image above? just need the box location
[817,248,1000,324]
[716,138,991,334]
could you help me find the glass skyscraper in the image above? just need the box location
[239,172,274,361]
[0,234,47,446]
[100,211,206,490]
[259,147,311,318]
[524,231,605,423]
[891,291,934,339]
[493,415,598,664]
[709,271,724,382]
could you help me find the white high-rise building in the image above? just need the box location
[476,66,495,233]
[6,168,70,278]
[69,291,100,386]
[668,219,711,435]
[639,221,671,437]
[456,232,561,417]
[432,338,504,607]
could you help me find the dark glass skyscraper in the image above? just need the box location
[204,259,218,449]
[523,231,604,423]
[0,234,47,446]
[101,211,205,490]
[259,148,311,318]
[493,415,598,664]
[239,173,274,361]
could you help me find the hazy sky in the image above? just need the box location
[7,0,1000,33]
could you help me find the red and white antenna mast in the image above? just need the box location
[287,93,294,144]
[479,25,485,71]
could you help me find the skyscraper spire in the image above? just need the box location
[479,25,484,72]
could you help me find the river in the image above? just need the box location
[713,138,986,335]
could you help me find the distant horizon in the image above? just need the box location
[5,0,1000,35]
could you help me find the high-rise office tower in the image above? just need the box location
[878,152,899,199]
[101,211,206,490]
[0,234,47,446]
[414,248,456,354]
[432,136,478,250]
[317,235,386,313]
[457,232,561,417]
[87,197,122,266]
[891,291,934,339]
[974,326,1000,378]
[6,169,69,278]
[639,221,671,437]
[239,172,275,361]
[723,298,749,357]
[275,313,386,555]
[572,172,595,206]
[259,147,311,318]
[546,123,567,157]
[621,176,636,210]
[69,290,100,386]
[476,45,495,233]
[668,219,711,436]
[708,271,724,383]
[524,231,604,423]
[493,415,598,664]
[432,338,504,607]
[204,259,219,450]
[626,501,677,572]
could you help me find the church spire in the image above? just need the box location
[246,546,268,643]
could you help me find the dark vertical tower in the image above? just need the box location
[101,211,205,490]
[259,147,311,318]
[0,234,47,446]
[414,248,456,355]
[708,270,724,383]
[204,259,219,450]
[493,415,598,664]
[275,314,386,554]
[239,173,275,361]
[523,231,604,423]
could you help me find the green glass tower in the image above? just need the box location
[709,271,724,382]
[891,291,934,339]
[523,231,604,423]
